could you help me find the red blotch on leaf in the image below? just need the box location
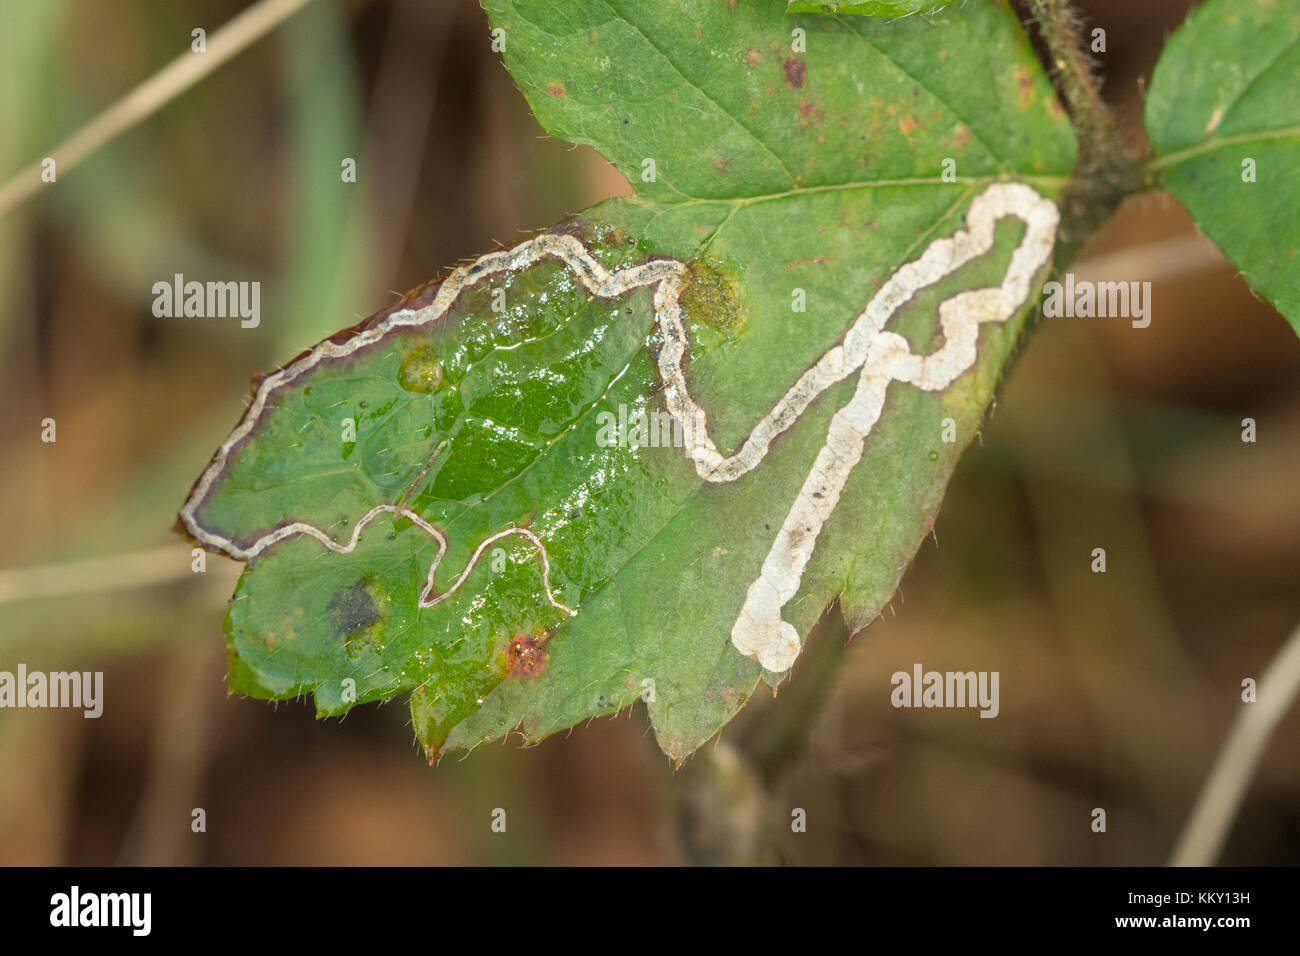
[502,634,548,678]
[783,56,806,89]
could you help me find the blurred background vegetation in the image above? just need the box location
[0,0,1296,865]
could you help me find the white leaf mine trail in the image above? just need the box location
[181,183,1058,674]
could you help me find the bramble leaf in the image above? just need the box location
[1145,0,1300,332]
[180,0,1073,763]
[787,1,961,18]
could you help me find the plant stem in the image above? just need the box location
[739,605,852,787]
[1027,0,1119,150]
[0,545,200,604]
[1170,619,1300,866]
[0,0,322,221]
[672,608,850,865]
[1026,0,1143,247]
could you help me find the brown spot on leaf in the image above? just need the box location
[954,124,971,149]
[547,82,565,98]
[783,56,806,89]
[1015,64,1033,107]
[744,47,761,67]
[899,114,918,135]
[712,156,731,173]
[502,633,548,678]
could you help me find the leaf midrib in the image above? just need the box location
[1148,125,1300,173]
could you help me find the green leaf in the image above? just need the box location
[787,0,960,18]
[180,0,1073,763]
[1145,0,1300,331]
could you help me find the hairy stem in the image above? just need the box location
[1026,0,1143,249]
